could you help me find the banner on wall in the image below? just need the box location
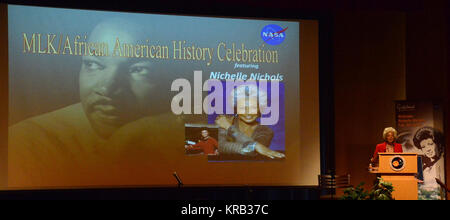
[395,100,446,200]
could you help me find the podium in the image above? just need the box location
[371,153,418,200]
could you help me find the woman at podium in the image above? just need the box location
[370,127,403,165]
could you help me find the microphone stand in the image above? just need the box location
[173,172,183,188]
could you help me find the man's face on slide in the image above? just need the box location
[201,130,209,139]
[79,20,156,138]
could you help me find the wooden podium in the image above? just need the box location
[371,153,419,200]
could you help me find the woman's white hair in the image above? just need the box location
[229,84,267,114]
[383,127,398,140]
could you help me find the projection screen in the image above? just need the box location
[0,4,320,189]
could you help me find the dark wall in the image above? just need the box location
[333,11,407,192]
[406,9,447,101]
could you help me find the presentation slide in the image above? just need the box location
[2,5,319,189]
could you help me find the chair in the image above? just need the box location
[318,174,352,200]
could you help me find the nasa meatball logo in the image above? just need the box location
[261,24,287,45]
[390,156,405,171]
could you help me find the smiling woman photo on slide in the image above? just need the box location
[215,84,285,160]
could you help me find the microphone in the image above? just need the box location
[173,171,183,187]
